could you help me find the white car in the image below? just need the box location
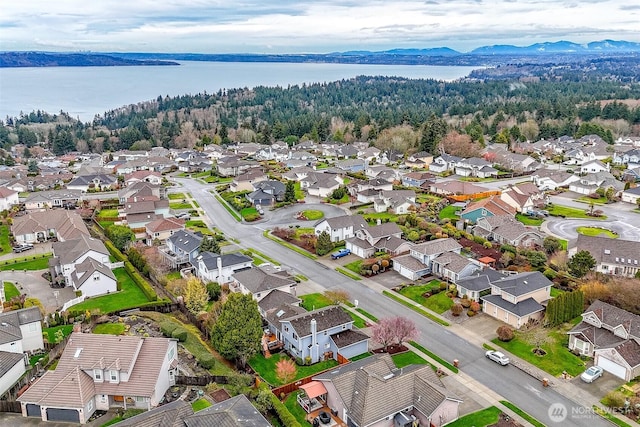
[485,350,510,366]
[580,366,604,383]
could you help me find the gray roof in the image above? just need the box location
[257,289,301,313]
[364,222,402,240]
[70,257,116,289]
[168,230,203,254]
[232,267,296,294]
[576,234,640,268]
[568,322,627,349]
[67,173,117,186]
[52,234,109,265]
[490,271,552,297]
[411,238,462,256]
[456,269,507,292]
[315,214,366,230]
[314,353,460,427]
[482,295,545,317]
[0,307,43,345]
[580,300,640,340]
[392,254,429,273]
[199,252,252,270]
[0,351,26,378]
[284,306,353,338]
[114,399,193,427]
[184,394,271,427]
[330,329,369,348]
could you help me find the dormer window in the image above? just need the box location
[94,369,102,381]
[110,370,119,382]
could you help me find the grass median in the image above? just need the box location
[499,401,545,427]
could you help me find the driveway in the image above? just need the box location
[0,242,52,263]
[1,270,75,313]
[544,218,640,243]
[569,370,625,400]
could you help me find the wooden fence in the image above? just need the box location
[271,354,350,397]
[175,375,229,386]
[0,401,21,413]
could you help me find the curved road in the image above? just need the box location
[174,177,609,427]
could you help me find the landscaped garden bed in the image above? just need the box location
[249,352,338,386]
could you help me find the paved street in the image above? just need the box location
[174,176,612,427]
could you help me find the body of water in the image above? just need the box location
[0,61,477,122]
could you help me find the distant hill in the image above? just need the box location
[470,40,640,55]
[0,52,179,68]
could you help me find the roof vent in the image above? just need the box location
[276,310,285,318]
[383,373,394,380]
[74,348,83,358]
[604,249,611,254]
[523,281,528,285]
[0,322,7,327]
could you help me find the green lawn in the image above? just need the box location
[0,225,11,255]
[71,268,151,314]
[93,323,126,335]
[294,181,304,200]
[301,210,324,220]
[499,401,545,427]
[363,212,399,223]
[444,406,501,427]
[3,281,20,300]
[397,280,452,313]
[0,256,51,271]
[343,260,363,275]
[300,293,333,311]
[284,392,312,427]
[576,226,618,238]
[578,196,608,204]
[240,207,258,220]
[336,267,362,280]
[191,398,212,412]
[559,239,568,251]
[439,205,461,220]
[548,204,606,219]
[96,209,119,218]
[391,351,429,368]
[42,325,73,343]
[165,271,182,281]
[492,324,586,377]
[349,352,373,362]
[100,409,145,427]
[383,291,450,327]
[356,308,378,322]
[515,213,544,226]
[168,193,187,200]
[348,312,367,328]
[170,202,193,210]
[249,353,338,386]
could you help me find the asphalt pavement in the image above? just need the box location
[173,176,613,427]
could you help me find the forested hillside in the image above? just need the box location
[2,70,640,155]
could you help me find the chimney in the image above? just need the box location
[134,196,137,202]
[310,318,317,363]
[217,256,223,281]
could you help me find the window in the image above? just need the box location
[325,343,330,349]
[94,369,102,381]
[135,396,145,402]
[168,347,175,361]
[292,333,297,340]
[110,370,118,382]
[88,400,93,412]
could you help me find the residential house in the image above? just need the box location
[567,300,640,381]
[482,271,552,329]
[257,289,302,319]
[393,238,463,280]
[336,145,359,159]
[66,174,118,193]
[365,165,397,181]
[455,269,508,302]
[0,307,43,398]
[580,160,610,174]
[122,195,170,230]
[373,190,416,214]
[312,353,462,427]
[161,230,203,270]
[0,187,19,211]
[216,156,257,177]
[622,167,640,183]
[145,217,185,245]
[334,159,367,173]
[571,234,640,277]
[302,172,344,198]
[493,152,541,173]
[429,154,461,174]
[500,182,548,213]
[229,169,267,192]
[124,170,163,186]
[68,258,117,298]
[455,158,498,178]
[246,180,286,206]
[118,182,165,204]
[197,252,253,284]
[431,252,480,283]
[401,171,435,188]
[346,222,409,259]
[621,186,640,205]
[359,146,382,163]
[24,190,83,211]
[12,210,89,244]
[50,234,111,289]
[18,332,178,424]
[230,265,297,301]
[613,148,640,166]
[530,169,580,191]
[474,216,544,248]
[275,305,368,364]
[314,214,366,243]
[569,171,624,196]
[428,181,499,202]
[460,196,516,224]
[404,151,434,169]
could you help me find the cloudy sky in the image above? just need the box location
[2,0,639,53]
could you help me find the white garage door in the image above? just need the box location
[597,357,627,380]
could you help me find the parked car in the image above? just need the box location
[485,350,510,366]
[331,248,351,259]
[13,244,34,253]
[580,366,604,383]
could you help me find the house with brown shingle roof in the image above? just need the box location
[18,332,178,424]
[393,238,463,281]
[312,353,461,427]
[12,210,89,245]
[346,222,411,259]
[571,234,640,277]
[474,216,544,248]
[230,265,297,301]
[499,182,547,213]
[568,300,640,381]
[145,217,185,245]
[460,195,516,224]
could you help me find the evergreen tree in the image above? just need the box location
[200,236,220,254]
[316,231,334,256]
[568,250,596,278]
[419,114,447,153]
[210,293,262,368]
[284,180,296,203]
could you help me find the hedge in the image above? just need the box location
[270,393,302,427]
[198,353,216,369]
[124,261,158,301]
[105,240,127,262]
[160,322,178,337]
[171,327,188,342]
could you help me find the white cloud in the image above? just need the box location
[0,0,638,52]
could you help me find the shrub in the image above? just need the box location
[198,353,216,369]
[439,282,447,291]
[601,391,626,409]
[460,296,471,308]
[269,392,302,427]
[496,325,514,342]
[451,304,463,316]
[171,327,188,342]
[160,322,178,337]
[467,309,476,317]
[543,268,558,280]
[470,301,481,312]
